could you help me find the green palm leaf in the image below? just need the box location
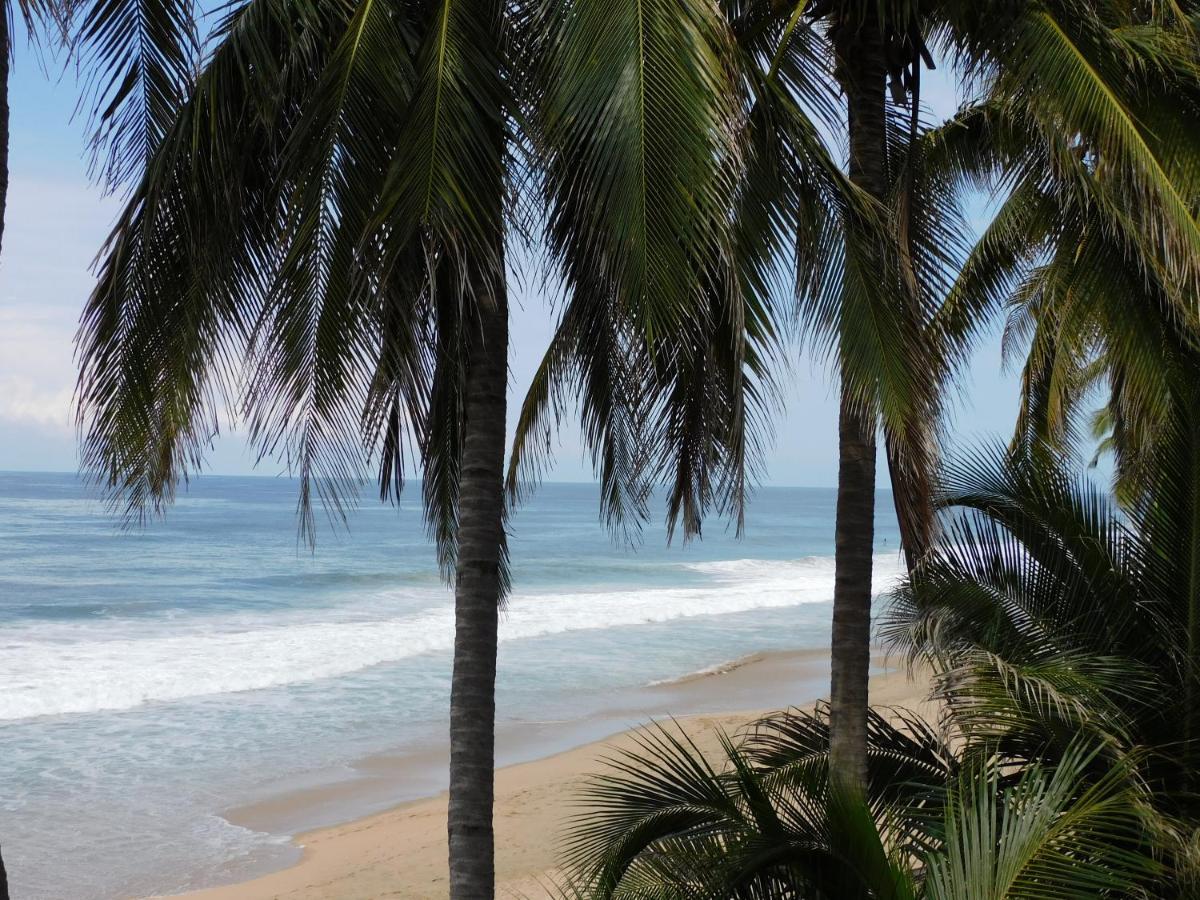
[75,0,200,188]
[925,743,1157,899]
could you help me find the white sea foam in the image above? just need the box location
[0,553,905,721]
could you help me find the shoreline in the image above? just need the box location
[219,647,836,844]
[176,650,933,900]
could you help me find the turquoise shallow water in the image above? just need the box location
[0,472,900,898]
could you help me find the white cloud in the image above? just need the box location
[0,376,72,429]
[0,174,115,450]
[0,304,78,434]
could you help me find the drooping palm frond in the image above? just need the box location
[511,0,971,556]
[933,0,1200,333]
[372,0,510,260]
[535,0,742,338]
[76,0,516,562]
[511,0,788,540]
[235,0,423,537]
[918,102,1055,367]
[5,0,72,58]
[1007,5,1200,302]
[916,5,1200,499]
[989,173,1198,492]
[936,0,1200,267]
[76,0,334,521]
[357,0,514,571]
[896,2,1200,537]
[883,101,978,563]
[73,0,200,189]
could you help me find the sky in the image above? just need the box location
[0,34,1022,488]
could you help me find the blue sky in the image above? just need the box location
[0,39,1021,486]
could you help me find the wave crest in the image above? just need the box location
[0,553,904,720]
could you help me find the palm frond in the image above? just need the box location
[75,0,327,519]
[925,741,1158,899]
[513,0,786,540]
[74,0,200,189]
[366,0,511,565]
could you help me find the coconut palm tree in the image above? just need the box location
[511,0,956,794]
[512,0,1200,791]
[553,3,1200,888]
[73,0,741,894]
[774,0,1200,791]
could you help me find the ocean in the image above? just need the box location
[0,471,902,899]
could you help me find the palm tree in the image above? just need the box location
[896,21,1200,766]
[72,5,509,893]
[73,0,739,894]
[511,0,953,794]
[804,0,1200,790]
[513,0,1200,790]
[557,711,1157,898]
[557,3,1200,887]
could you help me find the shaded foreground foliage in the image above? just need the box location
[560,432,1200,896]
[557,0,1200,888]
[558,708,1158,898]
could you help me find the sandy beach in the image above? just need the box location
[181,652,934,900]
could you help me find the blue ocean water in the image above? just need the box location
[0,472,901,899]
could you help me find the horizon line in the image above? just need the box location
[0,467,877,493]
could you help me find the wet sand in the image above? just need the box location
[178,650,933,899]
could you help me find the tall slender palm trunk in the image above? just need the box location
[1184,393,1200,781]
[829,13,889,790]
[1,16,10,899]
[1,6,10,260]
[447,274,509,899]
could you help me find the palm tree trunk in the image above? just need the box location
[447,277,508,900]
[829,391,877,787]
[0,19,8,897]
[1,5,10,260]
[829,12,888,790]
[1185,396,1200,779]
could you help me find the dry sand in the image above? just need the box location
[180,653,934,900]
